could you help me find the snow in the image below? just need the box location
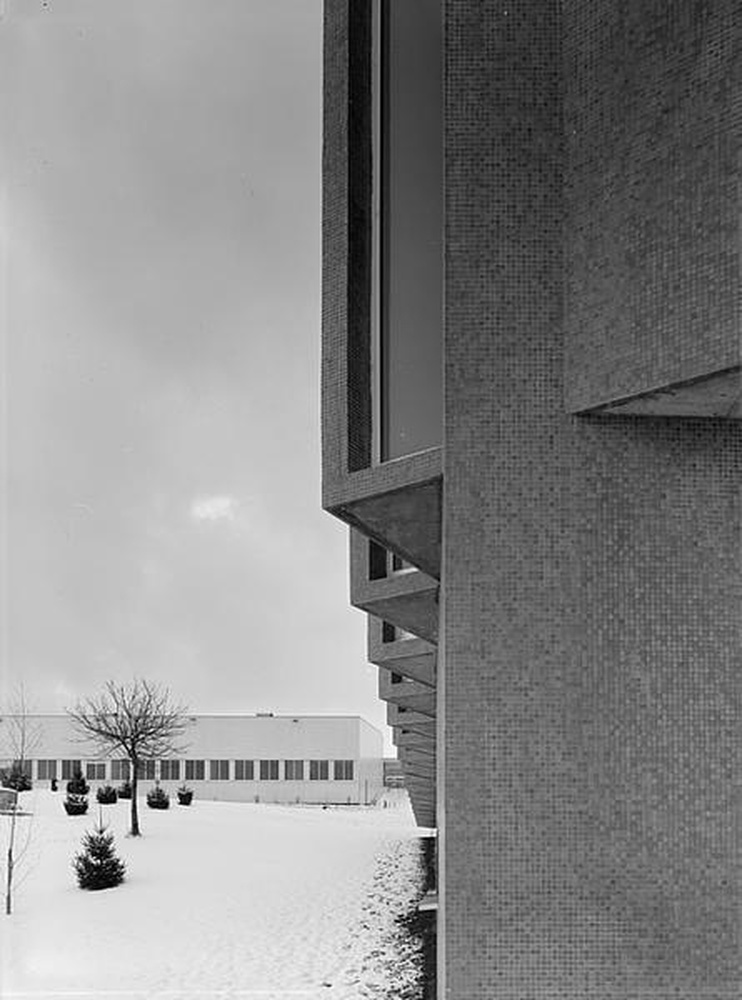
[1,789,429,999]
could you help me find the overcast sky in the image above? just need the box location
[0,1,391,750]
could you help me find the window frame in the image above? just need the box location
[333,760,355,781]
[234,759,255,781]
[37,759,57,781]
[309,759,329,781]
[284,759,304,781]
[209,759,230,781]
[85,761,106,781]
[111,759,131,782]
[185,759,205,781]
[259,759,280,781]
[160,760,181,781]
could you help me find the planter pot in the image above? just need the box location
[147,796,170,810]
[177,792,193,806]
[64,799,89,816]
[96,788,118,804]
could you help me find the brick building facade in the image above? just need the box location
[321,2,741,996]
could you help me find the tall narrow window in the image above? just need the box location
[185,760,205,781]
[136,760,156,781]
[309,760,329,781]
[376,0,442,461]
[210,760,230,781]
[235,760,255,781]
[284,760,304,781]
[62,760,81,780]
[160,760,180,781]
[37,759,57,781]
[369,539,388,580]
[111,760,130,782]
[260,759,279,781]
[333,760,355,781]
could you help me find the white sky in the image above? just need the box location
[0,1,392,751]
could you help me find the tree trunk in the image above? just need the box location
[5,846,13,915]
[130,763,140,837]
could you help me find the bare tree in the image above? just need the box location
[1,685,41,915]
[67,680,191,837]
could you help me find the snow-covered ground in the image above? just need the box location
[1,788,428,999]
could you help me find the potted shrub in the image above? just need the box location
[117,780,132,800]
[177,784,193,806]
[64,792,89,816]
[146,783,169,810]
[66,767,90,796]
[96,785,118,805]
[1,763,32,792]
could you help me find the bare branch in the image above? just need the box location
[66,679,192,836]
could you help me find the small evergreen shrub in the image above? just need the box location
[146,785,170,810]
[177,784,193,806]
[72,822,126,890]
[117,780,132,799]
[64,793,89,816]
[66,768,90,796]
[0,764,32,792]
[96,785,118,804]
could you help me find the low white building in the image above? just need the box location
[0,713,385,805]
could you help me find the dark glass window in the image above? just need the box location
[185,759,205,781]
[333,760,355,781]
[210,759,230,781]
[235,760,255,780]
[160,760,181,781]
[260,759,280,781]
[285,760,304,781]
[309,759,329,781]
[62,760,81,780]
[111,760,130,781]
[37,759,57,780]
[379,0,442,460]
[136,760,156,780]
[369,539,388,580]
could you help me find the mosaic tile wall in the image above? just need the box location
[563,0,740,411]
[442,1,741,996]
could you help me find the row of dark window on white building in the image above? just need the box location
[10,758,356,782]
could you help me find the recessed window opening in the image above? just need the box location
[382,621,396,643]
[391,552,416,574]
[391,672,404,684]
[369,539,388,579]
